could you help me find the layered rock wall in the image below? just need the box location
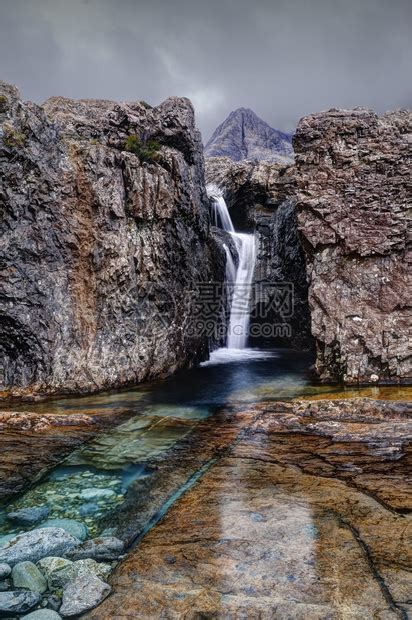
[294,108,411,383]
[0,82,224,399]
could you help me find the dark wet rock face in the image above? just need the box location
[86,397,412,619]
[204,108,293,163]
[294,108,412,384]
[0,81,225,400]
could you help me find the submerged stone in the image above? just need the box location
[79,503,99,516]
[78,488,116,502]
[37,519,88,542]
[12,561,47,594]
[6,506,49,527]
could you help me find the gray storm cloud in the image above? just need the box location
[0,0,410,142]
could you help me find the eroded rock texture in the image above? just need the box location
[0,81,225,399]
[294,109,412,384]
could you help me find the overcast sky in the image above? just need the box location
[0,0,410,142]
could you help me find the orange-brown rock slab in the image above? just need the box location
[89,398,411,619]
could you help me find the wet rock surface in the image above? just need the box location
[11,561,47,594]
[87,397,411,619]
[0,408,133,503]
[294,108,412,384]
[0,81,225,400]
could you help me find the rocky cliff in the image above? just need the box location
[294,108,412,384]
[0,81,225,399]
[204,108,293,163]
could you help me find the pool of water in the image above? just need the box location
[0,347,409,541]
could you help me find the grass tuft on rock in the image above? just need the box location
[124,134,161,163]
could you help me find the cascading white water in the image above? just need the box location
[227,233,256,349]
[207,184,256,350]
[208,184,235,233]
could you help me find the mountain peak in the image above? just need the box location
[204,108,293,163]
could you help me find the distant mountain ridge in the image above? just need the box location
[204,107,293,163]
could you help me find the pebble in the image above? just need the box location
[79,502,99,516]
[36,519,88,542]
[78,488,116,501]
[6,506,49,527]
[66,536,124,561]
[0,590,41,615]
[59,573,111,617]
[45,594,62,611]
[12,561,47,594]
[0,528,80,567]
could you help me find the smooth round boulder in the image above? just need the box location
[12,561,47,594]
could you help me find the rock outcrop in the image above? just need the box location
[204,108,293,163]
[0,81,225,399]
[294,108,412,384]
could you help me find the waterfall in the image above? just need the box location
[208,184,235,233]
[207,184,256,350]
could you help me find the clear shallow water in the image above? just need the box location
[1,347,409,541]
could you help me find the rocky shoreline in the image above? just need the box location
[87,396,411,619]
[0,395,409,618]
